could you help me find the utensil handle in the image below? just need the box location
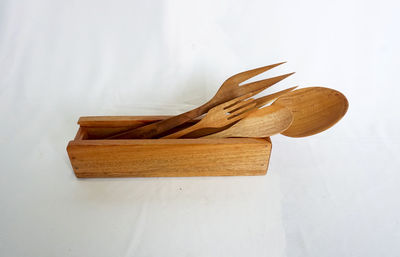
[201,130,226,139]
[161,122,202,139]
[106,102,212,139]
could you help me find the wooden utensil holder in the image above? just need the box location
[66,116,272,178]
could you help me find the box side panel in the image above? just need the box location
[78,116,168,127]
[67,140,271,178]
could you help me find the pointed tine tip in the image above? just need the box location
[284,72,296,77]
[273,72,295,81]
[274,86,298,96]
[228,62,288,84]
[253,61,288,73]
[269,86,298,97]
[275,86,298,97]
[259,61,286,69]
[272,61,287,66]
[253,86,298,108]
[241,72,296,94]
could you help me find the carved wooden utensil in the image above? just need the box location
[162,93,257,139]
[178,86,298,138]
[202,104,293,138]
[107,62,294,139]
[273,87,348,137]
[253,86,298,108]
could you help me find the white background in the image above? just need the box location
[1,0,399,256]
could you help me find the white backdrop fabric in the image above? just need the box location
[1,0,399,256]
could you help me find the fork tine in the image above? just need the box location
[220,91,255,108]
[228,101,257,118]
[225,62,286,84]
[227,104,257,122]
[225,98,254,113]
[237,72,295,95]
[254,86,298,108]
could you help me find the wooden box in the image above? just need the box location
[66,116,272,178]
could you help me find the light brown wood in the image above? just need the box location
[162,93,257,139]
[78,116,169,127]
[203,104,293,138]
[74,127,88,140]
[106,63,294,139]
[273,87,349,137]
[67,116,272,178]
[254,86,298,108]
[175,86,298,138]
[78,116,174,139]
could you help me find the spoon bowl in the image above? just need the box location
[273,87,348,137]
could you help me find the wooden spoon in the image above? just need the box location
[202,104,293,138]
[273,87,348,137]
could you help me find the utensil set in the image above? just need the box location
[107,62,294,139]
[67,62,348,178]
[105,62,347,140]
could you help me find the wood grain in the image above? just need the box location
[162,93,257,139]
[203,104,293,138]
[273,87,348,137]
[67,116,272,178]
[170,87,297,139]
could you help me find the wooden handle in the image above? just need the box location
[202,129,230,139]
[161,121,202,139]
[107,102,212,139]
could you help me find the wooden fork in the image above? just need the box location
[161,93,257,139]
[107,62,294,139]
[253,86,298,108]
[175,86,298,138]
